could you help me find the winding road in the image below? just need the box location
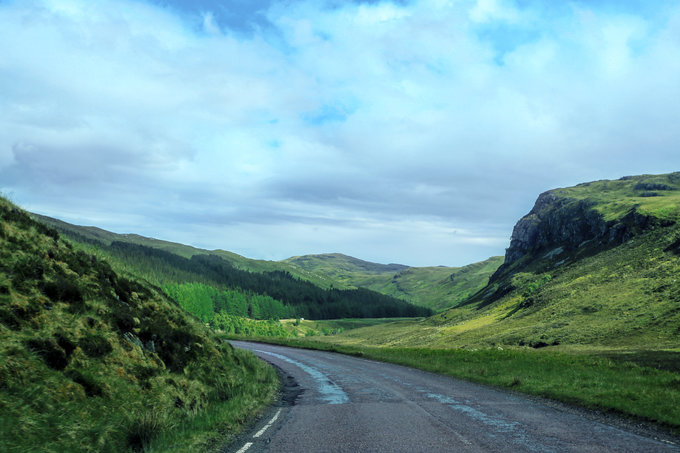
[227,341,678,452]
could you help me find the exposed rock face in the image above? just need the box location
[503,191,671,266]
[504,192,604,264]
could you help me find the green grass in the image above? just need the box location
[240,336,680,433]
[142,354,277,452]
[1,198,279,452]
[553,172,680,222]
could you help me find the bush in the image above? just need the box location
[11,255,45,291]
[40,277,85,312]
[126,408,174,452]
[79,334,112,358]
[40,277,83,304]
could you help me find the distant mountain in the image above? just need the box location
[331,172,680,349]
[0,196,276,451]
[284,253,409,277]
[284,253,503,312]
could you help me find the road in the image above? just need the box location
[227,341,678,453]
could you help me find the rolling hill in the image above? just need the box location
[322,172,680,350]
[34,215,432,320]
[284,253,503,312]
[33,214,339,289]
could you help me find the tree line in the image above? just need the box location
[64,240,432,320]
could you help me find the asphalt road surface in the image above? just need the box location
[227,341,679,453]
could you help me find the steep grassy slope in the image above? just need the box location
[0,198,277,452]
[284,253,503,312]
[321,172,680,349]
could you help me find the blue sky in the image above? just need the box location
[1,0,679,266]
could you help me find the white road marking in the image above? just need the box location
[254,408,282,438]
[235,442,252,453]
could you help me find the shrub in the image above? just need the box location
[110,304,137,332]
[40,277,85,312]
[79,334,112,358]
[11,255,45,291]
[40,277,83,304]
[126,408,174,452]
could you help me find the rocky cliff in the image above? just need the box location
[499,173,679,272]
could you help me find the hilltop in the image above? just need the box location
[284,253,503,312]
[324,172,680,350]
[284,253,409,276]
[0,197,277,452]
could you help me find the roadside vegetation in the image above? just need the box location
[0,197,277,452]
[223,317,416,338]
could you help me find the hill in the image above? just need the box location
[34,214,338,288]
[0,197,278,451]
[284,253,409,276]
[284,253,503,312]
[35,216,432,320]
[323,172,680,350]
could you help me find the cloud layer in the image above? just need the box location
[2,0,679,266]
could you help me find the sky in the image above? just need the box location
[1,0,679,267]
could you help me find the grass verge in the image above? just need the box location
[228,335,680,435]
[144,348,279,452]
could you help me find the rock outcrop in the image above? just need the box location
[503,190,673,266]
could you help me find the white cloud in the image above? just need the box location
[202,11,221,35]
[1,0,679,266]
[469,0,521,24]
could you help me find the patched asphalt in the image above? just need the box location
[226,341,680,453]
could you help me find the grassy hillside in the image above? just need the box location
[317,173,680,349]
[327,224,680,349]
[35,215,432,321]
[284,253,503,312]
[0,198,277,452]
[35,214,338,289]
[554,172,680,222]
[283,253,409,278]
